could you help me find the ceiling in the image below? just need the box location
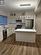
[0,0,41,13]
[36,0,41,13]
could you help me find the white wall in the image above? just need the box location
[0,11,8,16]
[36,13,41,34]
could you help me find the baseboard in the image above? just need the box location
[36,34,41,36]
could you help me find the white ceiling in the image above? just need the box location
[36,0,41,13]
[0,0,40,13]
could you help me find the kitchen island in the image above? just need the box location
[15,29,36,43]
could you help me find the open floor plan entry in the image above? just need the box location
[0,0,41,55]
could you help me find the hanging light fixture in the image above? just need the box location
[20,4,31,6]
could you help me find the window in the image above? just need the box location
[0,16,7,25]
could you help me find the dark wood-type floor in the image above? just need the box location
[0,33,41,55]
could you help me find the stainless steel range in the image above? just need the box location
[15,20,22,29]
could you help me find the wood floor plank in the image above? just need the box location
[33,47,39,55]
[2,45,14,55]
[22,46,27,55]
[4,45,16,55]
[26,47,33,55]
[16,46,24,55]
[0,44,8,55]
[0,44,12,55]
[11,45,20,55]
[28,47,33,55]
[0,34,41,55]
[38,48,41,55]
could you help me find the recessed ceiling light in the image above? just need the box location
[0,0,4,5]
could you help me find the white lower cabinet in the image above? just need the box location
[7,27,15,37]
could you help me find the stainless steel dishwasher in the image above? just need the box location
[3,29,7,40]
